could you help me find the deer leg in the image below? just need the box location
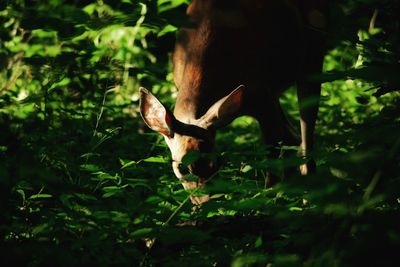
[297,30,325,175]
[297,81,320,175]
[258,101,298,186]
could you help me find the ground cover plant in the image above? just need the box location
[0,0,399,266]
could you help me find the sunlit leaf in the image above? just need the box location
[29,194,52,200]
[142,156,167,163]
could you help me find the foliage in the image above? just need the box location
[0,0,399,266]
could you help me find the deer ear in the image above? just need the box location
[201,85,244,129]
[139,87,174,136]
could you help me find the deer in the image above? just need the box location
[139,0,327,204]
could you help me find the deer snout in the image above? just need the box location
[188,157,218,178]
[175,157,219,178]
[174,157,219,205]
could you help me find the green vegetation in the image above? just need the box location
[0,0,399,266]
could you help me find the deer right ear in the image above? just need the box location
[139,87,174,136]
[201,85,244,129]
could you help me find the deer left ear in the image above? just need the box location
[139,87,174,136]
[201,85,244,129]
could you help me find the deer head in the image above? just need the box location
[139,85,244,204]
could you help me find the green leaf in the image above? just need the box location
[80,153,101,159]
[80,164,101,172]
[254,236,263,248]
[32,29,57,39]
[181,150,201,166]
[232,253,268,267]
[32,223,50,235]
[241,165,253,173]
[74,193,97,201]
[146,195,163,204]
[102,185,127,198]
[288,207,303,212]
[157,24,177,37]
[29,194,52,200]
[92,171,119,181]
[48,78,71,92]
[182,173,199,182]
[142,156,167,163]
[16,189,26,202]
[210,193,226,199]
[130,228,153,238]
[120,159,137,169]
[157,0,189,13]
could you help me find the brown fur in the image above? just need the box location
[140,0,327,203]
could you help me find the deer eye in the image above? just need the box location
[167,131,175,138]
[177,163,190,175]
